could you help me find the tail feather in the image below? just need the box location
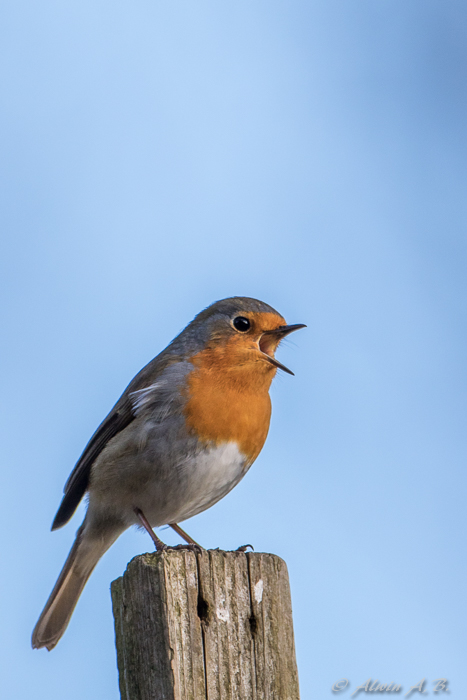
[32,523,120,650]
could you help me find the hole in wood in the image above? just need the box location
[197,594,209,623]
[249,614,257,636]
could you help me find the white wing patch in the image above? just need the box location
[130,381,167,415]
[129,361,192,421]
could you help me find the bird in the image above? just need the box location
[32,296,305,650]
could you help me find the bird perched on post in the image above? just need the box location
[32,296,305,650]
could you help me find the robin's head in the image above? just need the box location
[177,297,305,376]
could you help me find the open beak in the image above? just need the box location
[259,324,306,376]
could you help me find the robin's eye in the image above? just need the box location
[233,316,251,332]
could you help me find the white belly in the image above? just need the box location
[173,441,247,523]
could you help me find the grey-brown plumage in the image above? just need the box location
[32,297,304,650]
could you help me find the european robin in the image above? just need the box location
[32,296,305,650]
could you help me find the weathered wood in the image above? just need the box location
[111,550,300,700]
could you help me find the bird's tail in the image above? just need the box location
[32,521,121,651]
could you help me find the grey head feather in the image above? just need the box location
[163,296,284,358]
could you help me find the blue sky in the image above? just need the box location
[1,1,466,698]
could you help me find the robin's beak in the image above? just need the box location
[258,324,306,376]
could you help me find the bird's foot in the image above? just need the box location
[163,543,204,554]
[134,507,169,551]
[236,544,254,552]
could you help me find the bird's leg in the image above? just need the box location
[134,507,168,552]
[134,509,202,553]
[169,523,201,547]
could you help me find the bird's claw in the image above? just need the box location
[164,543,204,554]
[236,544,254,552]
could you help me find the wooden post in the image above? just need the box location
[111,549,300,700]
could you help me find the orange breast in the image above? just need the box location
[183,339,275,466]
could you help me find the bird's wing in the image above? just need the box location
[51,399,134,530]
[51,356,191,530]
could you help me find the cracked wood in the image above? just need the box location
[111,550,300,700]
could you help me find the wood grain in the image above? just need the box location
[111,550,299,700]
